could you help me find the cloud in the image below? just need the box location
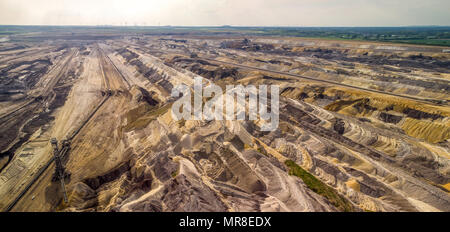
[0,0,448,26]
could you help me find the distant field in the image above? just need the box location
[393,39,450,46]
[0,31,18,37]
[0,25,449,47]
[253,27,450,47]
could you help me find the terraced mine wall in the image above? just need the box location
[4,94,110,212]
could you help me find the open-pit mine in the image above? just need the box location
[0,28,449,212]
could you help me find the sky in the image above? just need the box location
[0,0,449,27]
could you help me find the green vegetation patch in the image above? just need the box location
[124,115,155,131]
[147,103,173,117]
[285,160,354,212]
[171,170,179,178]
[393,39,450,47]
[123,103,172,131]
[125,103,155,123]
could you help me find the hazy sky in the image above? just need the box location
[0,0,449,26]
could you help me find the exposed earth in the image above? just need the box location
[0,29,449,212]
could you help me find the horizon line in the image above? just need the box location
[1,24,450,28]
